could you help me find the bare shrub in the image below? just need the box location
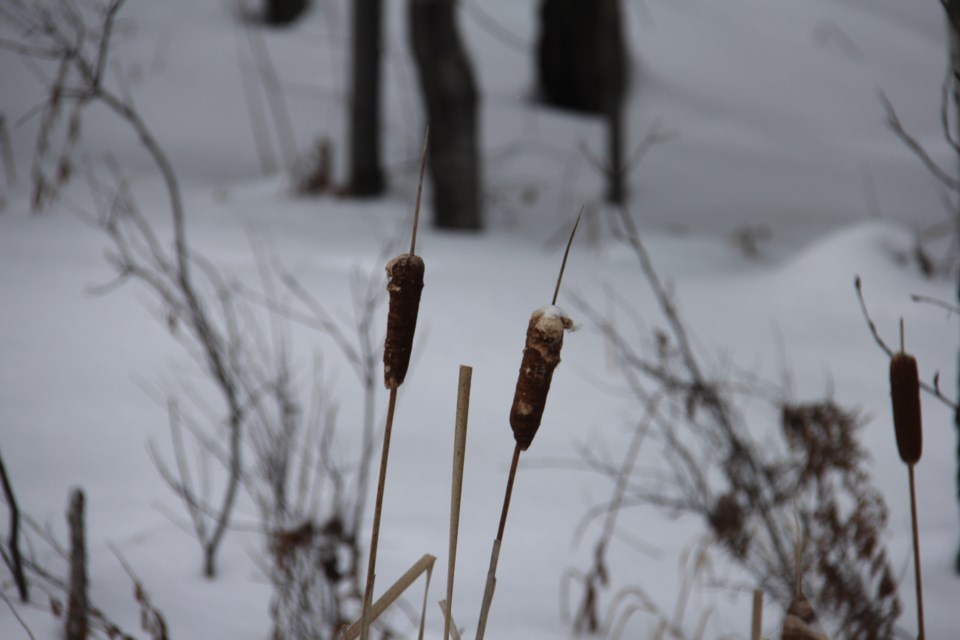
[567,201,900,638]
[0,12,394,638]
[3,493,169,640]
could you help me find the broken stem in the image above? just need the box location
[446,365,472,640]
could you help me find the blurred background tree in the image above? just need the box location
[263,0,309,26]
[348,0,386,196]
[537,0,627,203]
[410,0,481,230]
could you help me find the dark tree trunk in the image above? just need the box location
[600,0,627,204]
[264,0,309,26]
[537,0,627,203]
[348,0,386,196]
[410,0,482,230]
[537,0,627,114]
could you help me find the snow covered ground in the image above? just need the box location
[1,0,958,637]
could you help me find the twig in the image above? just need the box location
[0,449,28,602]
[879,91,960,191]
[245,23,297,171]
[234,25,276,176]
[911,292,960,316]
[0,591,36,640]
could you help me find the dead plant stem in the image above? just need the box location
[446,365,472,640]
[476,444,521,640]
[908,464,925,640]
[360,386,399,640]
[497,445,521,542]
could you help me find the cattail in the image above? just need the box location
[888,326,925,640]
[509,305,574,450]
[383,254,425,389]
[889,351,922,465]
[476,211,581,640]
[360,129,429,640]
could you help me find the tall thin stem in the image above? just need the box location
[360,387,398,640]
[908,464,925,640]
[410,128,430,256]
[552,207,583,306]
[496,445,521,542]
[476,444,521,640]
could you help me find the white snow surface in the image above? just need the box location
[1,0,959,638]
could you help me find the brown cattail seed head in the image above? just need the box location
[509,306,574,450]
[383,254,425,389]
[889,352,922,465]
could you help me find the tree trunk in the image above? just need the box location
[538,0,627,203]
[599,0,627,204]
[410,0,481,230]
[536,0,627,114]
[264,0,309,26]
[66,489,88,640]
[348,0,386,196]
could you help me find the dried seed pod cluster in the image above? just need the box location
[889,351,922,465]
[509,305,574,451]
[383,254,425,389]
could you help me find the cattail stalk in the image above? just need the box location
[476,210,581,639]
[476,445,520,640]
[359,129,430,640]
[889,320,924,640]
[908,464,924,640]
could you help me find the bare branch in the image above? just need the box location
[0,449,28,602]
[879,90,960,191]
